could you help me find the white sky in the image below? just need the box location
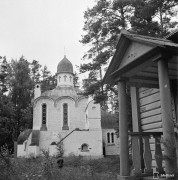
[0,0,95,76]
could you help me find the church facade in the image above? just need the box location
[17,56,103,158]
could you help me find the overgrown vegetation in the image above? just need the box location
[0,147,120,180]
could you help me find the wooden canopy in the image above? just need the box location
[103,30,178,88]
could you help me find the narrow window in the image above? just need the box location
[107,133,110,143]
[63,103,69,130]
[111,132,114,143]
[42,104,47,124]
[70,76,72,82]
[59,76,61,82]
[64,75,67,82]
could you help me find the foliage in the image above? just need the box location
[0,93,16,151]
[56,134,64,158]
[80,0,178,109]
[0,56,57,151]
[0,152,120,180]
[0,56,9,94]
[8,57,34,141]
[130,0,178,37]
[41,65,56,93]
[80,0,134,108]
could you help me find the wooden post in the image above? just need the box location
[118,80,130,176]
[130,87,144,172]
[158,59,177,174]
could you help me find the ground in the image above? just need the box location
[0,152,120,180]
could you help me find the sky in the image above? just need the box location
[0,0,95,76]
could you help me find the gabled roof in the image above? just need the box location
[103,29,178,85]
[122,32,178,48]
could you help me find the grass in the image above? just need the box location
[0,153,120,180]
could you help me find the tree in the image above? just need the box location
[0,57,9,94]
[130,0,178,37]
[0,92,15,150]
[30,60,42,84]
[80,0,178,109]
[80,0,133,107]
[130,0,160,36]
[41,65,56,93]
[9,56,34,141]
[153,0,178,36]
[73,72,79,87]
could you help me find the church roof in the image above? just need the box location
[57,55,73,74]
[41,86,78,100]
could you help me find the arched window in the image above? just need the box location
[62,103,69,130]
[111,132,114,143]
[107,133,110,143]
[42,103,47,124]
[81,143,89,152]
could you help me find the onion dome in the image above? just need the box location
[57,55,73,74]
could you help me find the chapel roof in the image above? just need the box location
[57,55,73,74]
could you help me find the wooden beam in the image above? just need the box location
[137,71,158,78]
[158,58,177,175]
[127,81,159,89]
[131,75,158,82]
[118,80,130,176]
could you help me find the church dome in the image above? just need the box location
[57,56,73,74]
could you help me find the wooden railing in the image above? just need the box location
[129,132,164,177]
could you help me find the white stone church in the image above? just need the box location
[17,56,119,158]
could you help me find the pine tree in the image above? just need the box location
[80,0,133,107]
[41,65,56,93]
[9,56,34,141]
[0,57,9,94]
[30,59,42,83]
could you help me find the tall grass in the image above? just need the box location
[0,148,120,180]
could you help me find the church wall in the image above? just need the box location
[86,100,101,130]
[63,130,103,157]
[33,99,54,130]
[57,73,73,87]
[17,144,26,157]
[102,129,120,156]
[75,98,88,129]
[86,100,101,119]
[34,97,89,132]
